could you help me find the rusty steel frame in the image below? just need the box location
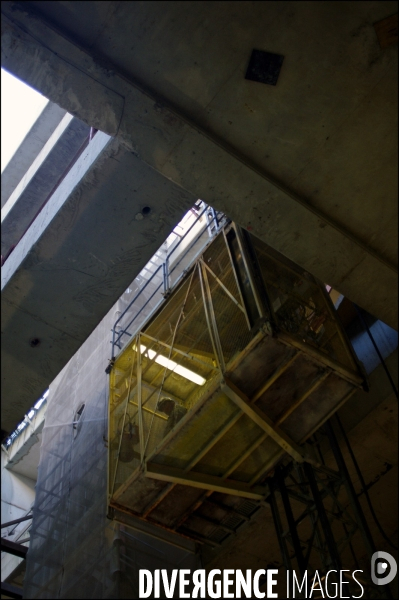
[268,423,393,600]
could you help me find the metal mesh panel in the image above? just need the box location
[109,265,221,506]
[113,206,226,355]
[250,235,355,370]
[201,233,254,366]
[24,298,200,599]
[23,307,119,599]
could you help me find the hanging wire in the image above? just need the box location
[143,267,197,457]
[111,346,136,496]
[335,414,398,550]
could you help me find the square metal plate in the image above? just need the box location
[245,49,284,86]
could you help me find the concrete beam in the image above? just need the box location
[2,3,396,329]
[1,131,196,433]
[1,101,66,208]
[2,114,90,258]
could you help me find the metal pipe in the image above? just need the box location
[111,208,226,357]
[110,347,136,496]
[137,338,145,463]
[295,464,329,572]
[269,486,293,573]
[276,467,307,576]
[167,204,208,261]
[168,214,214,277]
[201,262,226,372]
[200,259,246,314]
[113,272,163,349]
[1,514,32,529]
[303,461,343,572]
[162,261,169,296]
[335,413,398,551]
[325,419,376,558]
[198,263,224,372]
[113,264,163,334]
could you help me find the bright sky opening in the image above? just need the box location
[1,68,49,172]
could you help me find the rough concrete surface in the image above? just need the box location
[1,132,196,433]
[1,1,397,329]
[1,2,397,431]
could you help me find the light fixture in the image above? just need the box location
[138,344,206,386]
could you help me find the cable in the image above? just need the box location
[336,414,398,550]
[354,304,398,401]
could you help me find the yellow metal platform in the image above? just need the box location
[108,225,365,545]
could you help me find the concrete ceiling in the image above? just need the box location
[1,1,398,433]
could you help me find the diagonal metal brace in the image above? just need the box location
[222,378,317,465]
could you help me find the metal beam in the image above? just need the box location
[269,488,293,573]
[1,514,32,529]
[200,259,245,314]
[251,352,299,402]
[1,582,23,599]
[276,468,307,576]
[0,538,28,558]
[326,419,376,559]
[112,507,197,554]
[277,331,364,387]
[143,351,298,515]
[221,378,309,463]
[205,498,251,521]
[275,370,330,425]
[145,462,267,500]
[302,462,343,572]
[198,262,225,372]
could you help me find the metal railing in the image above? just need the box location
[110,204,226,359]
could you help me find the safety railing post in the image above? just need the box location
[163,258,170,296]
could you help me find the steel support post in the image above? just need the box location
[294,464,330,573]
[163,259,169,296]
[303,462,343,573]
[276,466,307,577]
[325,419,376,558]
[269,486,293,574]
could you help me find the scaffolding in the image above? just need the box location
[22,211,388,600]
[268,419,393,599]
[108,223,366,547]
[21,206,211,599]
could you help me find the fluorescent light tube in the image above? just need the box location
[139,344,206,386]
